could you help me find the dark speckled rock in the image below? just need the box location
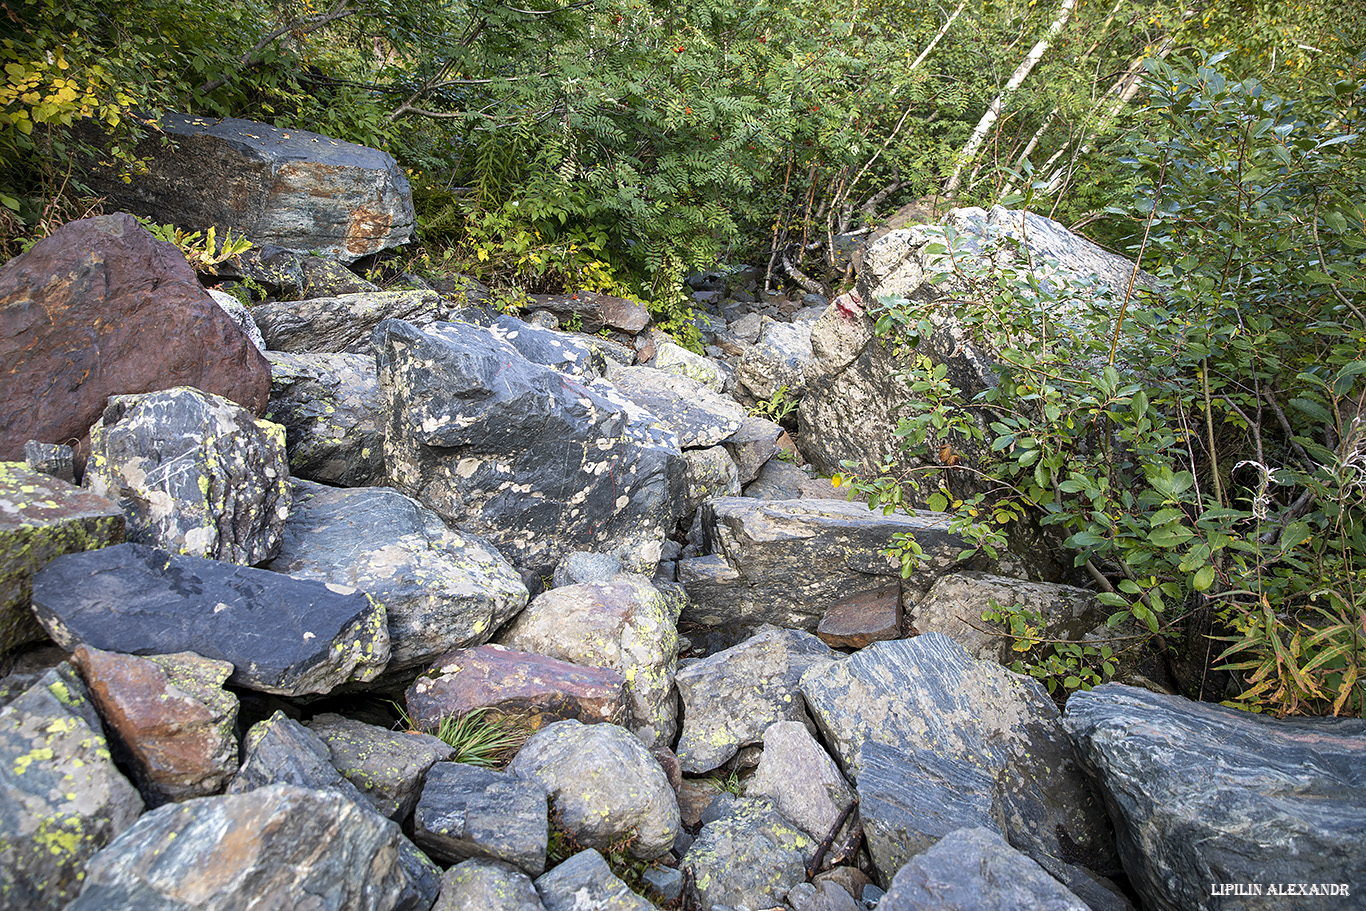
[266,351,386,487]
[306,713,453,822]
[606,364,745,449]
[488,316,606,379]
[255,290,446,354]
[1064,684,1366,911]
[413,761,548,875]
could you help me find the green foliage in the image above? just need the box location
[134,217,252,270]
[748,384,799,425]
[545,813,659,898]
[981,599,1118,696]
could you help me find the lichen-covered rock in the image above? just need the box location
[736,316,815,399]
[551,551,625,588]
[674,625,836,774]
[0,462,123,656]
[680,497,969,635]
[497,577,680,746]
[723,416,783,485]
[269,481,528,677]
[0,664,144,911]
[816,583,901,649]
[436,858,545,911]
[73,645,238,806]
[746,720,860,864]
[413,761,549,875]
[254,290,446,354]
[682,446,741,515]
[488,316,606,379]
[606,365,745,448]
[33,543,389,696]
[67,784,412,910]
[219,246,381,301]
[800,634,1115,881]
[21,441,75,484]
[534,849,655,911]
[740,458,844,501]
[0,212,270,461]
[507,720,679,860]
[375,318,683,581]
[651,340,727,390]
[681,797,815,910]
[306,713,453,822]
[1064,684,1366,911]
[879,827,1090,911]
[266,351,386,487]
[406,645,628,737]
[84,387,291,565]
[208,288,267,353]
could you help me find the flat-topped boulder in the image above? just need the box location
[606,365,745,449]
[253,289,446,354]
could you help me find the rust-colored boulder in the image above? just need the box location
[0,213,270,460]
[816,583,902,649]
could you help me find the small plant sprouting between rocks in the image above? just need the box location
[134,216,252,270]
[546,810,661,899]
[392,703,527,768]
[748,384,799,425]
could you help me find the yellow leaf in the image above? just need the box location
[476,248,489,262]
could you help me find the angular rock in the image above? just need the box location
[223,248,380,301]
[489,316,605,379]
[879,827,1090,911]
[413,761,549,874]
[79,113,415,262]
[529,292,650,335]
[497,577,680,746]
[306,713,454,822]
[681,797,815,910]
[33,543,389,696]
[406,645,628,736]
[681,497,971,633]
[741,458,844,501]
[269,481,527,677]
[436,858,545,911]
[1064,684,1366,911]
[0,663,144,911]
[0,213,270,461]
[254,289,446,354]
[551,551,624,588]
[816,583,902,649]
[607,365,745,449]
[68,784,412,910]
[674,625,835,774]
[723,416,783,485]
[651,339,727,390]
[266,351,386,487]
[682,446,741,515]
[736,316,815,399]
[73,645,238,806]
[800,634,1114,880]
[790,880,863,911]
[22,441,76,484]
[208,288,267,353]
[507,720,679,860]
[0,462,124,656]
[376,318,683,580]
[85,386,291,565]
[534,849,655,911]
[746,720,861,863]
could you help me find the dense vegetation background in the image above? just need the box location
[1,0,1363,715]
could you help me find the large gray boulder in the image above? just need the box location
[800,634,1115,882]
[266,351,386,487]
[78,113,415,262]
[375,318,683,581]
[254,290,446,354]
[306,713,454,822]
[269,481,528,677]
[681,797,815,910]
[84,386,291,565]
[436,858,545,911]
[413,761,549,875]
[607,364,745,448]
[1064,684,1366,911]
[488,316,606,379]
[0,664,144,911]
[735,316,815,399]
[68,784,414,910]
[33,543,389,696]
[747,720,861,865]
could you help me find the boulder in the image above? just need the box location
[1064,684,1366,911]
[735,316,815,399]
[84,386,291,565]
[0,212,270,460]
[673,625,836,774]
[375,318,683,581]
[435,858,545,911]
[496,577,680,746]
[0,663,144,911]
[306,713,454,822]
[878,827,1090,911]
[681,797,815,910]
[606,365,745,448]
[551,551,625,588]
[413,761,549,874]
[723,416,784,485]
[800,634,1115,881]
[534,849,655,911]
[33,543,389,696]
[67,784,414,910]
[789,881,864,911]
[219,247,380,301]
[746,720,861,864]
[73,645,238,806]
[269,481,528,677]
[253,289,446,354]
[681,446,741,515]
[266,351,387,487]
[78,113,415,262]
[679,497,971,633]
[742,458,844,501]
[529,292,651,335]
[506,720,679,860]
[489,316,606,379]
[405,645,628,736]
[650,339,728,390]
[0,462,123,656]
[22,440,76,483]
[816,583,902,649]
[207,288,267,353]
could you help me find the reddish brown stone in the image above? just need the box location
[405,644,627,735]
[73,645,239,805]
[0,213,271,460]
[817,583,902,649]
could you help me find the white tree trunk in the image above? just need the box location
[943,0,1077,195]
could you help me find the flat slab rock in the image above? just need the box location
[816,582,902,649]
[0,462,124,655]
[414,761,549,875]
[606,364,745,449]
[535,848,654,911]
[254,289,446,354]
[32,542,389,696]
[306,713,454,822]
[1065,684,1366,911]
[800,633,1115,880]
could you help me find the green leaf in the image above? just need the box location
[1192,563,1215,592]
